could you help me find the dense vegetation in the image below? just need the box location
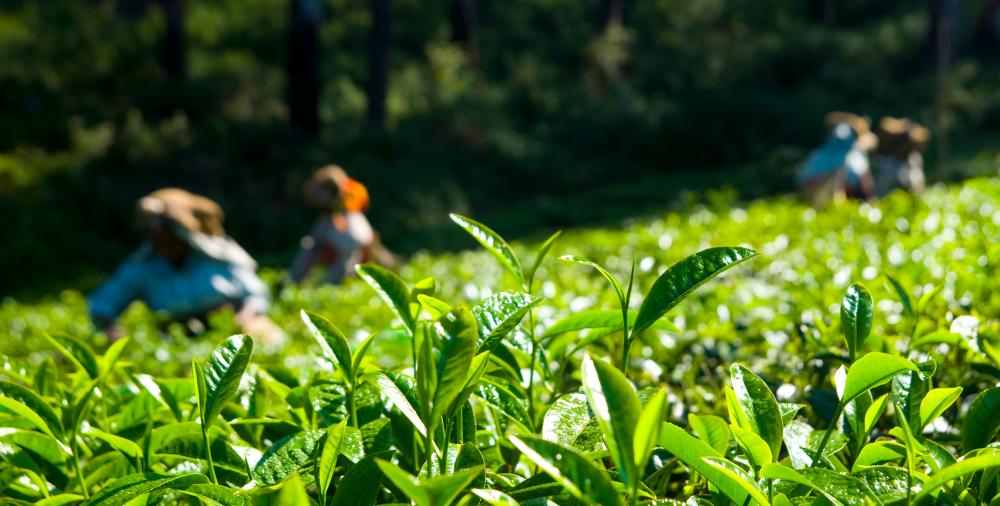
[3,0,1000,294]
[0,177,997,504]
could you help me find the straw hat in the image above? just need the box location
[877,117,931,156]
[303,165,370,212]
[138,188,225,236]
[137,188,256,268]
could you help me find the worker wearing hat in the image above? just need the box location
[797,112,879,206]
[873,116,930,196]
[291,165,398,284]
[88,188,283,343]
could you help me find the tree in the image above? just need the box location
[928,0,961,71]
[162,0,185,79]
[449,0,478,66]
[367,0,391,127]
[289,0,321,137]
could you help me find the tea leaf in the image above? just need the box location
[508,434,623,506]
[356,263,415,336]
[203,335,254,424]
[376,458,482,506]
[0,380,64,441]
[840,283,873,360]
[658,422,752,505]
[302,310,353,380]
[316,420,348,505]
[963,387,1000,451]
[632,246,757,337]
[842,353,917,405]
[580,353,641,486]
[80,472,208,506]
[918,386,962,430]
[429,307,479,423]
[526,230,562,291]
[472,292,541,353]
[730,364,783,459]
[329,451,388,506]
[253,430,324,486]
[688,414,730,455]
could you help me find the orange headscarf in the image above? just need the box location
[303,165,370,212]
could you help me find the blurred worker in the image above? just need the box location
[873,116,930,196]
[797,112,878,206]
[291,165,399,284]
[88,188,284,343]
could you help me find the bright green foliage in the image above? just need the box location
[1,179,999,504]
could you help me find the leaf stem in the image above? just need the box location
[527,336,539,430]
[201,419,218,484]
[347,384,359,429]
[71,439,89,498]
[811,402,845,468]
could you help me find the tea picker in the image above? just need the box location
[797,111,878,206]
[873,116,930,196]
[290,164,399,285]
[87,188,284,344]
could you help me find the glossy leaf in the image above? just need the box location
[632,246,758,337]
[761,463,843,505]
[914,454,1000,502]
[253,430,324,486]
[688,414,730,455]
[0,380,64,441]
[700,456,771,506]
[918,386,962,429]
[329,452,388,506]
[840,283,874,360]
[316,420,348,504]
[633,387,667,470]
[885,275,914,317]
[542,310,678,341]
[0,429,71,465]
[559,255,627,314]
[302,310,353,380]
[508,434,624,506]
[84,428,143,460]
[658,422,751,505]
[473,488,522,506]
[176,484,249,505]
[450,213,524,283]
[472,292,541,353]
[376,458,482,506]
[580,353,641,485]
[0,396,58,440]
[356,263,415,336]
[44,333,99,380]
[429,307,479,424]
[841,353,917,405]
[375,373,427,437]
[731,425,772,468]
[80,472,207,506]
[526,230,562,290]
[964,387,1000,451]
[203,335,254,424]
[418,294,452,319]
[730,364,783,459]
[864,393,890,435]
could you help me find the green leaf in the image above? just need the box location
[374,373,427,437]
[329,452,387,506]
[542,310,679,341]
[44,334,99,380]
[429,307,479,424]
[0,381,64,441]
[731,425,773,468]
[778,403,805,425]
[688,414,730,455]
[842,353,917,405]
[658,422,751,505]
[301,310,353,381]
[580,353,641,486]
[449,213,524,284]
[316,420,348,504]
[36,494,86,506]
[541,392,602,452]
[700,456,771,506]
[914,454,1000,502]
[885,275,914,317]
[0,429,71,465]
[633,387,667,471]
[202,335,254,424]
[477,380,531,433]
[253,430,324,486]
[559,255,627,316]
[100,336,130,376]
[526,230,562,290]
[760,463,843,506]
[472,292,541,353]
[356,263,415,336]
[508,434,624,506]
[632,246,757,337]
[852,465,912,502]
[730,364,783,459]
[892,366,930,431]
[864,393,890,435]
[0,396,58,441]
[351,333,378,375]
[964,387,1000,451]
[175,484,249,505]
[80,472,207,506]
[376,458,482,506]
[270,473,310,504]
[918,387,962,430]
[796,468,877,506]
[473,488,522,506]
[84,428,143,460]
[853,441,906,469]
[418,294,452,319]
[840,283,874,360]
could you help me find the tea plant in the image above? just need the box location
[0,178,998,504]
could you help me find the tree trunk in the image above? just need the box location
[596,0,623,32]
[289,0,321,137]
[367,0,390,128]
[449,0,478,66]
[162,0,185,79]
[928,0,961,71]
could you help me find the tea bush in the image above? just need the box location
[0,177,998,505]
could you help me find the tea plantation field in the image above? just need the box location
[0,177,998,505]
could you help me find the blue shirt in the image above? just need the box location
[88,243,270,321]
